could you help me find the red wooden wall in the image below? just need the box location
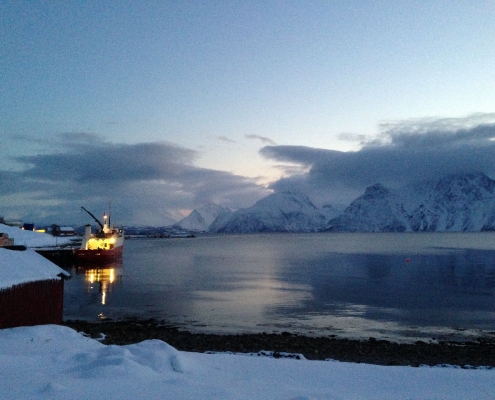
[0,279,64,329]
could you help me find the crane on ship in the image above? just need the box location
[81,207,104,231]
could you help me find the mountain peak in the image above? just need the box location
[362,183,390,199]
[175,203,231,232]
[209,191,327,233]
[327,183,408,232]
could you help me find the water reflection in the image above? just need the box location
[191,278,314,331]
[73,260,123,307]
[275,248,495,340]
[62,234,495,341]
[61,258,125,321]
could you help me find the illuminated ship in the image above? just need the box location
[75,207,124,261]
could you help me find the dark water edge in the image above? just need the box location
[63,319,495,367]
[61,233,495,344]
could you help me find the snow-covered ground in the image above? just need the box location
[0,325,493,400]
[0,223,74,247]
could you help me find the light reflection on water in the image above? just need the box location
[64,260,123,318]
[63,233,495,342]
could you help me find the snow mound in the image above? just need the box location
[124,339,185,373]
[68,340,185,380]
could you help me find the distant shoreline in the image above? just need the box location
[63,319,495,368]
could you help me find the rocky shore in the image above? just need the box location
[63,319,495,368]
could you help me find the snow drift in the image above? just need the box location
[0,325,493,399]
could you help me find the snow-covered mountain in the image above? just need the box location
[209,191,328,233]
[326,184,410,232]
[327,172,495,232]
[196,172,495,233]
[408,173,495,231]
[319,203,341,220]
[175,204,232,232]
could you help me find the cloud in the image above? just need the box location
[217,136,236,143]
[0,136,268,225]
[260,114,495,205]
[5,114,495,224]
[245,134,277,145]
[337,132,368,144]
[18,141,198,183]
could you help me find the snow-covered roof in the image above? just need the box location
[0,248,70,290]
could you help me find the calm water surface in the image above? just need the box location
[63,233,495,342]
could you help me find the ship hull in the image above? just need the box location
[74,244,123,260]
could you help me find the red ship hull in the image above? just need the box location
[75,244,123,261]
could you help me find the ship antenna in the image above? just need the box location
[108,199,112,226]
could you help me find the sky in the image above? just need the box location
[2,1,495,225]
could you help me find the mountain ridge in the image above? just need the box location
[209,191,328,233]
[174,203,231,232]
[176,172,495,233]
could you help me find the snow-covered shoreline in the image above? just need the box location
[0,324,494,399]
[63,319,495,367]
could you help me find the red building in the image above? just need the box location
[0,247,70,329]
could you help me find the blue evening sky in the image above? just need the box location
[2,1,495,224]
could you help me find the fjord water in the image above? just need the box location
[63,233,495,342]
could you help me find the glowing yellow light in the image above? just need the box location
[87,238,98,250]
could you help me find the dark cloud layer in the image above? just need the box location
[4,114,495,224]
[1,138,268,225]
[18,142,197,183]
[261,116,495,204]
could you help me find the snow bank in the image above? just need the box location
[0,325,493,399]
[0,248,69,290]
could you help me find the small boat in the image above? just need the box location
[75,207,124,261]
